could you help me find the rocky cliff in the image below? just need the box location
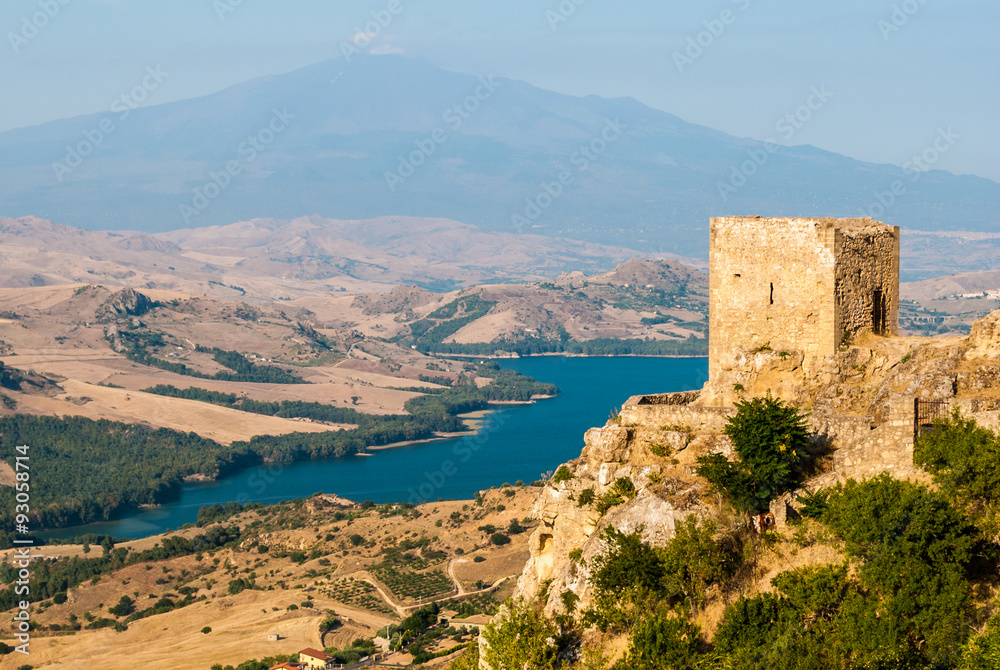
[507,310,1000,622]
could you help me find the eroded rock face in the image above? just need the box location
[969,311,1000,356]
[96,288,153,322]
[511,417,709,619]
[505,309,1000,635]
[581,425,630,466]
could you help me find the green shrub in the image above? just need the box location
[696,394,811,514]
[108,595,134,617]
[659,517,738,613]
[823,475,980,662]
[552,466,574,484]
[481,599,559,670]
[595,478,637,515]
[915,410,1000,506]
[560,589,579,613]
[227,578,253,595]
[507,520,526,535]
[771,563,849,622]
[590,528,664,597]
[577,488,596,508]
[957,613,1000,670]
[714,592,797,655]
[614,604,701,670]
[489,533,511,546]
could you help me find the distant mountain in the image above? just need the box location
[0,55,997,257]
[0,214,672,294]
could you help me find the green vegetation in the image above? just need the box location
[0,361,21,390]
[594,478,636,516]
[552,465,574,484]
[585,520,739,633]
[695,394,812,514]
[403,295,498,350]
[416,335,707,357]
[0,365,555,534]
[371,566,453,601]
[0,526,239,612]
[615,604,702,670]
[474,413,1000,670]
[0,416,255,531]
[110,329,305,384]
[376,602,479,662]
[481,599,560,670]
[143,384,373,424]
[441,593,500,618]
[710,474,987,668]
[327,638,379,665]
[209,654,295,670]
[915,410,1000,510]
[321,578,394,615]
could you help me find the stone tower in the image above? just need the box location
[709,216,900,381]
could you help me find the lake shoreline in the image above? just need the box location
[439,352,708,360]
[37,357,708,541]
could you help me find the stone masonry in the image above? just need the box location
[709,216,900,381]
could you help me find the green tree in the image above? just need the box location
[482,599,560,670]
[448,646,480,670]
[958,613,1000,670]
[822,475,980,664]
[614,604,701,670]
[659,517,738,613]
[696,395,811,513]
[915,410,1000,506]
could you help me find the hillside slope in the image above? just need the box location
[485,310,1000,668]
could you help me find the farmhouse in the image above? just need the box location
[298,648,335,670]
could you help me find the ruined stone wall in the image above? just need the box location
[619,392,735,433]
[709,216,899,380]
[834,225,901,340]
[808,400,919,487]
[621,393,920,487]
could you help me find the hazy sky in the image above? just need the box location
[3,0,998,181]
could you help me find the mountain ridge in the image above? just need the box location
[1,55,997,256]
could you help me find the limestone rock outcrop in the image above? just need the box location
[96,288,153,322]
[506,309,1000,630]
[512,416,713,619]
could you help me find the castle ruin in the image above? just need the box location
[709,216,900,381]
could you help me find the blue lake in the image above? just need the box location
[43,357,708,540]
